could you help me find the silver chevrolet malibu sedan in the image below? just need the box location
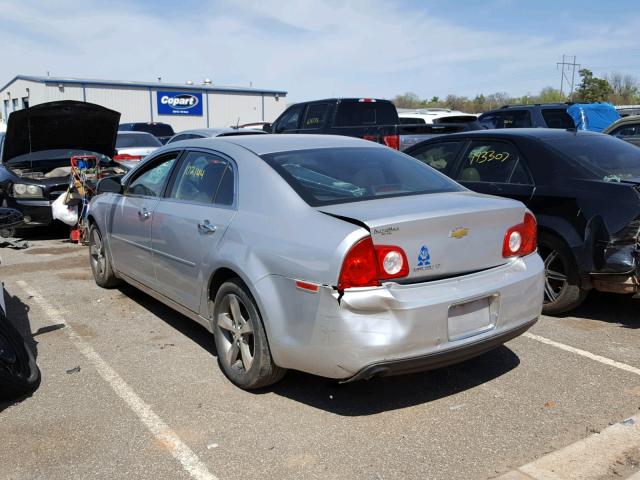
[88,134,544,389]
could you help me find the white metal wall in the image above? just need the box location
[0,78,287,131]
[263,95,286,123]
[86,86,151,123]
[207,92,262,127]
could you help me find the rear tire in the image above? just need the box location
[213,279,286,389]
[0,308,41,400]
[538,232,588,315]
[89,225,120,288]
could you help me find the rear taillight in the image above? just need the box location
[375,245,409,280]
[358,98,376,103]
[338,237,408,290]
[362,135,377,142]
[114,153,143,161]
[502,212,537,258]
[383,134,400,150]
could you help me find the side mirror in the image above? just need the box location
[262,123,272,133]
[97,176,123,194]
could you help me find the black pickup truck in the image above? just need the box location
[263,98,480,151]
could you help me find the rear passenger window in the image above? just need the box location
[541,109,574,129]
[274,105,304,133]
[456,141,532,184]
[214,164,235,206]
[301,103,329,129]
[479,113,501,129]
[500,110,531,128]
[409,142,463,172]
[170,151,228,204]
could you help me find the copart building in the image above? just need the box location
[0,75,287,129]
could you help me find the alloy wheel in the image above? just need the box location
[541,248,568,304]
[216,294,255,372]
[90,229,106,278]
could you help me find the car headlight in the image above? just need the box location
[13,184,43,198]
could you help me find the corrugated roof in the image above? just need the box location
[0,75,287,96]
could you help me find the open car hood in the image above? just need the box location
[2,101,121,162]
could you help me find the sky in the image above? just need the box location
[1,0,639,102]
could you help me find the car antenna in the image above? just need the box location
[236,117,240,129]
[26,106,33,171]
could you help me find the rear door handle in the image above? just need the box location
[198,220,217,234]
[138,207,151,220]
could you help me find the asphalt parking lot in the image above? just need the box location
[2,231,640,480]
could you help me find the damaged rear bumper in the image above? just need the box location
[255,253,544,380]
[344,317,537,382]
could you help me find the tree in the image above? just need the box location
[392,92,423,109]
[605,72,639,104]
[485,92,510,110]
[537,87,566,103]
[574,69,612,102]
[444,94,470,111]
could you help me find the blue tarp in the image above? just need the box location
[567,102,620,132]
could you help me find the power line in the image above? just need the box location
[556,55,580,98]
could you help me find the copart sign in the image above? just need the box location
[157,91,203,116]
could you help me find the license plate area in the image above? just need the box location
[448,294,499,342]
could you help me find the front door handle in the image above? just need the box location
[198,220,217,234]
[138,208,151,220]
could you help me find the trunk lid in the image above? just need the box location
[319,191,527,281]
[3,100,121,162]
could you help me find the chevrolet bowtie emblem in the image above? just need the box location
[449,227,469,239]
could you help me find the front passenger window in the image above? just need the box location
[125,154,179,197]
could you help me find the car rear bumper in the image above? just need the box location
[255,253,544,380]
[343,317,537,382]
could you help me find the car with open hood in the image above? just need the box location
[405,128,640,314]
[0,100,121,227]
[87,134,543,389]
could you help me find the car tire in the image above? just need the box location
[88,225,120,288]
[213,279,286,389]
[538,232,588,315]
[0,308,41,400]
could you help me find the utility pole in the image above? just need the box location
[556,55,580,98]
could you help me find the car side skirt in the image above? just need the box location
[117,271,213,333]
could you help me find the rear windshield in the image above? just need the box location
[546,134,640,181]
[261,147,463,206]
[399,117,426,124]
[541,109,574,129]
[116,133,162,148]
[126,124,174,137]
[334,101,398,127]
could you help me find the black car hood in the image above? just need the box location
[2,101,120,162]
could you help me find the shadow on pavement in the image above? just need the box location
[116,284,217,356]
[263,345,520,416]
[556,291,640,329]
[115,284,520,416]
[0,291,40,413]
[14,223,70,242]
